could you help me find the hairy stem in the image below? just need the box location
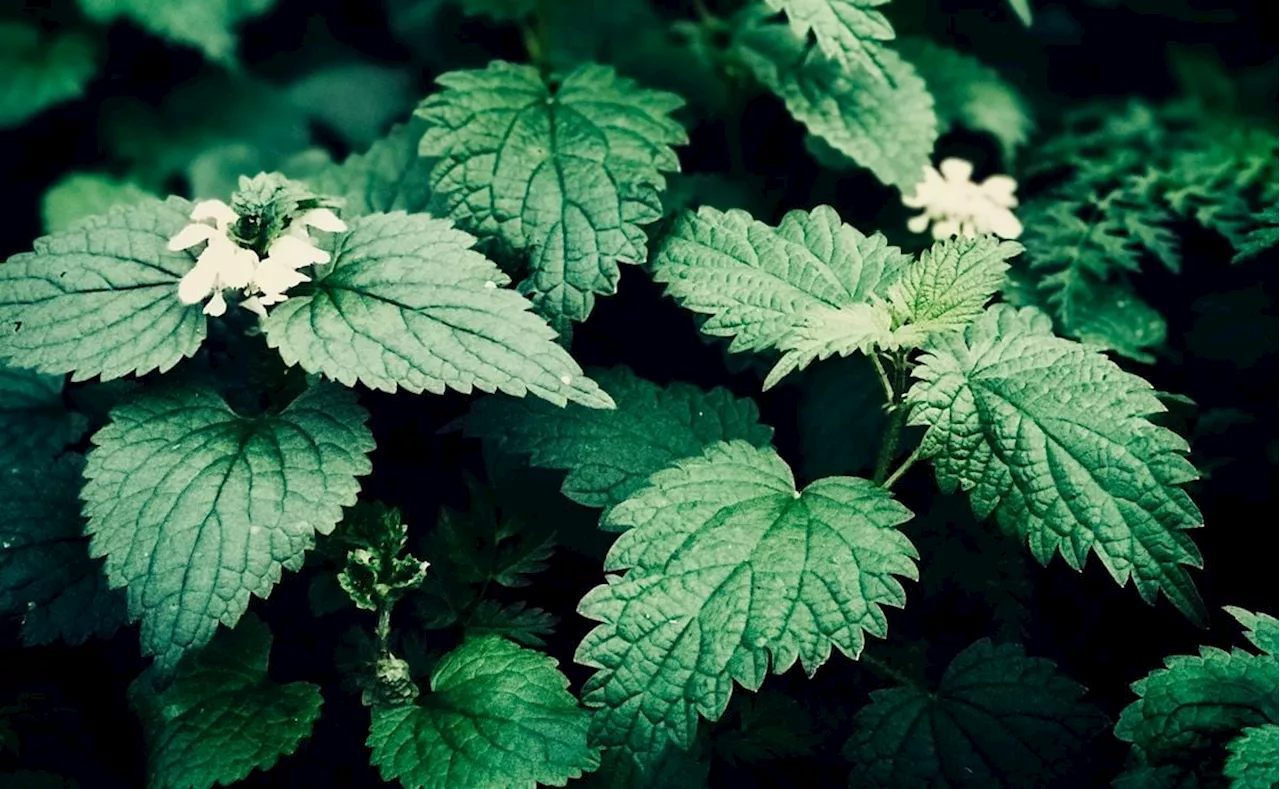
[375,602,394,660]
[881,443,923,490]
[872,403,909,485]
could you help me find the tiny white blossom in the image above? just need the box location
[902,158,1023,240]
[169,200,260,316]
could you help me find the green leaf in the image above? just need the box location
[651,205,908,355]
[735,19,937,191]
[458,366,774,516]
[263,212,613,408]
[416,61,687,328]
[77,0,276,63]
[287,62,415,149]
[0,197,207,382]
[336,503,428,612]
[906,304,1206,623]
[0,456,126,646]
[762,0,895,78]
[0,22,96,129]
[576,440,917,764]
[1008,0,1033,26]
[367,635,599,788]
[1115,649,1278,769]
[1224,607,1279,657]
[584,745,709,789]
[1231,204,1278,264]
[83,382,374,676]
[0,365,87,462]
[1225,724,1279,789]
[465,600,557,647]
[41,172,155,234]
[129,614,323,789]
[895,37,1033,161]
[305,119,434,217]
[844,639,1105,787]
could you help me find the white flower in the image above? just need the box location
[902,158,1023,240]
[168,200,260,317]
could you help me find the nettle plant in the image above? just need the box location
[1,0,1277,788]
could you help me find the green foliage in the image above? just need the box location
[83,382,374,676]
[337,503,429,612]
[907,305,1206,623]
[305,119,435,217]
[0,457,126,646]
[1224,725,1279,789]
[0,21,96,129]
[77,0,276,63]
[367,635,599,788]
[895,37,1032,161]
[263,212,614,407]
[845,639,1106,787]
[41,173,155,234]
[129,614,323,789]
[459,366,773,516]
[577,440,917,766]
[416,61,687,329]
[735,15,937,191]
[0,197,207,382]
[1114,609,1279,786]
[0,365,87,463]
[762,0,894,78]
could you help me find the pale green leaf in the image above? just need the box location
[896,37,1033,161]
[130,614,323,789]
[764,302,893,390]
[416,61,686,328]
[0,365,87,462]
[367,635,598,788]
[0,22,96,129]
[906,304,1206,622]
[762,0,894,78]
[845,639,1105,787]
[306,119,434,217]
[1008,0,1033,26]
[263,212,611,407]
[83,382,374,676]
[0,456,126,646]
[735,19,937,191]
[41,173,155,234]
[885,235,1023,334]
[576,440,917,765]
[458,366,773,516]
[651,205,908,354]
[1224,607,1279,657]
[77,0,276,63]
[1225,724,1279,789]
[0,197,207,382]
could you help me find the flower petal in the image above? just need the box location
[906,213,931,234]
[296,208,347,233]
[202,290,228,317]
[167,222,219,251]
[218,246,259,290]
[240,296,268,318]
[190,200,239,228]
[932,217,961,239]
[981,175,1019,206]
[253,258,311,299]
[984,207,1024,240]
[266,234,330,270]
[177,260,220,305]
[939,158,975,184]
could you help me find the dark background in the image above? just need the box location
[1,0,1276,786]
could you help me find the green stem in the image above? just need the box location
[881,443,923,490]
[375,602,393,660]
[872,401,909,485]
[870,354,894,403]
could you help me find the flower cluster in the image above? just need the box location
[168,199,346,317]
[902,158,1023,240]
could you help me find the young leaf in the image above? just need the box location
[906,305,1206,623]
[83,382,374,676]
[895,37,1033,161]
[1224,724,1279,789]
[416,61,687,328]
[129,614,323,789]
[0,365,87,463]
[0,22,96,129]
[576,440,917,765]
[76,0,276,64]
[305,119,434,217]
[651,205,908,355]
[367,636,599,788]
[0,457,126,646]
[263,212,613,408]
[1224,607,1279,656]
[458,366,773,516]
[465,599,557,647]
[1008,0,1033,25]
[41,172,155,234]
[844,640,1105,787]
[0,197,207,382]
[735,19,937,191]
[762,0,895,79]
